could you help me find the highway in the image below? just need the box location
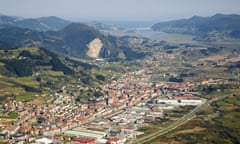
[131,95,228,144]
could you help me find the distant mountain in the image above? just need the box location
[0,22,146,60]
[0,14,70,31]
[0,23,109,58]
[152,14,240,38]
[15,16,71,31]
[0,15,20,24]
[86,21,112,30]
[86,21,123,31]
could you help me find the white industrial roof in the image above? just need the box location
[64,130,106,139]
[35,137,53,144]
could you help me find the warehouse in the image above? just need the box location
[64,127,106,139]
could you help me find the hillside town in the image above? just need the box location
[0,67,210,144]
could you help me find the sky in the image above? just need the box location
[1,0,240,22]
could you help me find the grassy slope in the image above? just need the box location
[148,89,240,144]
[0,47,109,105]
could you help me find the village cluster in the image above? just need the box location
[0,69,208,144]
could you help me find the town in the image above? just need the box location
[1,46,238,144]
[0,66,214,144]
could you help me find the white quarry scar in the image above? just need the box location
[86,38,103,58]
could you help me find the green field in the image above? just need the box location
[147,89,240,144]
[42,70,65,76]
[11,77,40,88]
[0,111,19,119]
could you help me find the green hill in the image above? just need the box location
[0,22,147,60]
[0,47,107,103]
[0,24,44,49]
[59,23,112,58]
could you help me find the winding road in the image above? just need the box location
[131,95,229,144]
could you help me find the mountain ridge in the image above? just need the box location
[152,14,240,38]
[0,20,147,60]
[0,14,71,31]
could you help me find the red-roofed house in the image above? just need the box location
[106,137,122,144]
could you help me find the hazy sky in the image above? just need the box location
[1,0,240,22]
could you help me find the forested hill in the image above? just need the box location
[0,21,147,60]
[0,47,106,86]
[0,22,112,58]
[152,14,240,38]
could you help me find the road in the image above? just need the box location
[131,95,228,144]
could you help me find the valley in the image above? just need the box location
[0,14,240,144]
